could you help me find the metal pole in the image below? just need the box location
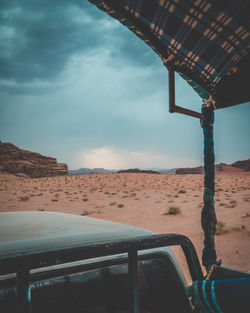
[128,249,140,313]
[169,67,175,113]
[16,270,31,313]
[168,68,203,119]
[200,105,218,269]
[174,105,203,119]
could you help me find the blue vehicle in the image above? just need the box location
[0,211,249,313]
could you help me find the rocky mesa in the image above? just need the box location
[0,141,68,178]
[176,161,249,174]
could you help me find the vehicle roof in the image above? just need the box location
[0,211,153,258]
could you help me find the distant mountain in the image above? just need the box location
[68,168,115,175]
[158,168,179,174]
[69,158,250,176]
[230,159,250,171]
[176,166,203,174]
[176,159,250,174]
[117,168,160,174]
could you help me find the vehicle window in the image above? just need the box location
[0,257,191,313]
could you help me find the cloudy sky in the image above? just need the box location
[0,0,249,170]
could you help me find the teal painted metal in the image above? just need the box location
[16,270,31,313]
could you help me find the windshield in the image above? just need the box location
[0,256,191,313]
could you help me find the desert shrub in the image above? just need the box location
[227,200,237,208]
[216,221,227,235]
[81,210,93,216]
[233,225,246,231]
[82,197,88,202]
[178,189,186,194]
[242,212,250,218]
[117,203,124,208]
[165,206,181,215]
[19,195,29,201]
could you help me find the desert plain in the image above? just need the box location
[0,172,250,278]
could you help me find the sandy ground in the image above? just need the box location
[0,172,250,279]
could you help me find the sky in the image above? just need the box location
[0,0,249,170]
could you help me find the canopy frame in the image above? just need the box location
[168,67,203,119]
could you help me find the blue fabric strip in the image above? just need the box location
[211,280,223,313]
[191,278,250,313]
[202,280,216,313]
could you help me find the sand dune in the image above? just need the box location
[0,172,249,275]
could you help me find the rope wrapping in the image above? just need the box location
[200,105,217,267]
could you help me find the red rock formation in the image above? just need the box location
[0,141,68,177]
[215,163,244,173]
[176,163,246,174]
[231,159,250,171]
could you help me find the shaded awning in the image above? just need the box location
[89,0,250,109]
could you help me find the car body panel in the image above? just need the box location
[0,211,154,257]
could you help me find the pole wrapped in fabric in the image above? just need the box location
[200,105,218,268]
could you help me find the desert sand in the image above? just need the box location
[0,172,250,279]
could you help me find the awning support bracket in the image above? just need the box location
[168,67,203,119]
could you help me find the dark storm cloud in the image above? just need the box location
[0,0,160,90]
[0,0,106,83]
[108,23,159,68]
